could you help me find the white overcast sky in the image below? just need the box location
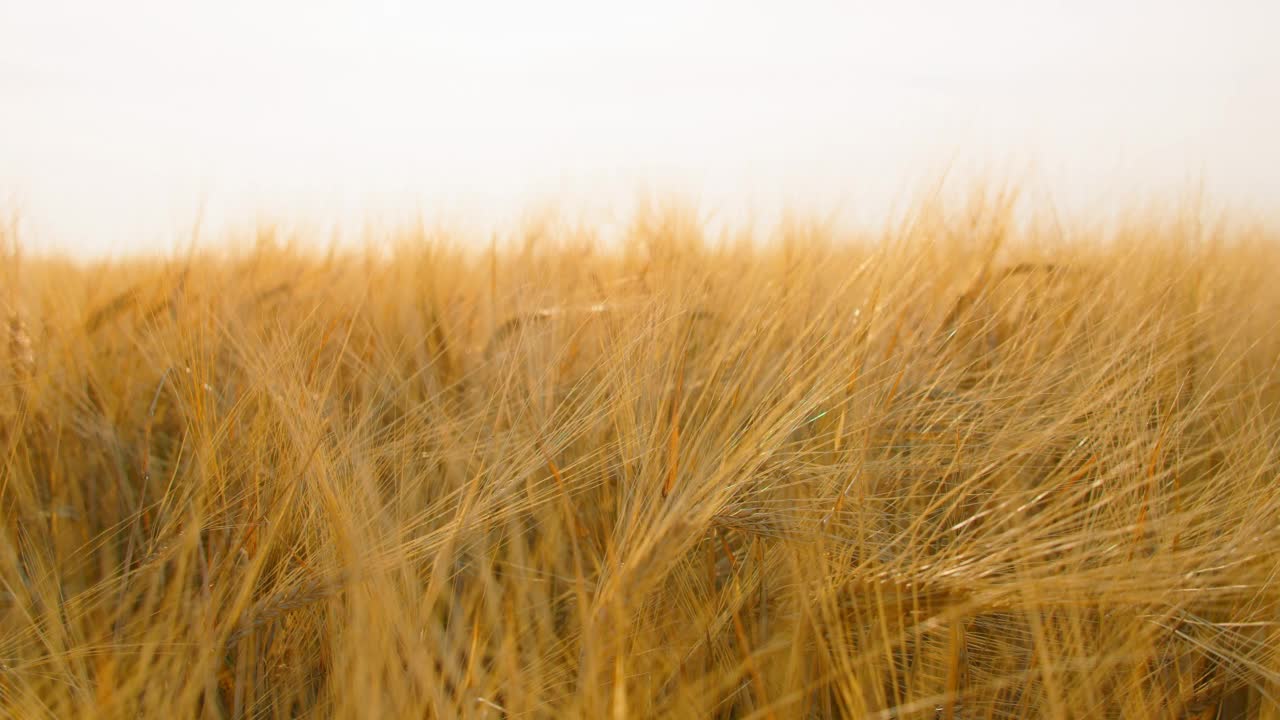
[1,0,1277,254]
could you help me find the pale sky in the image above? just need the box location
[2,0,1277,254]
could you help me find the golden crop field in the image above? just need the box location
[3,195,1279,718]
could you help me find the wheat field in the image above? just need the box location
[2,196,1280,718]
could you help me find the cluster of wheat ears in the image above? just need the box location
[1,196,1279,718]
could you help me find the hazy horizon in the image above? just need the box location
[3,0,1278,255]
